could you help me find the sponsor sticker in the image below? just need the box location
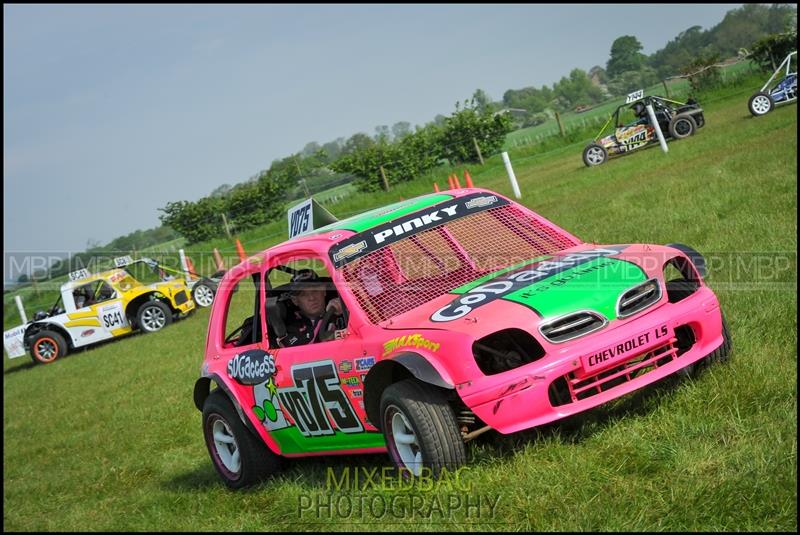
[329,192,510,268]
[582,323,671,372]
[3,326,26,359]
[355,356,376,372]
[339,360,353,374]
[383,333,440,356]
[333,241,367,263]
[431,246,627,322]
[351,389,363,398]
[341,376,360,387]
[227,350,277,385]
[465,195,498,209]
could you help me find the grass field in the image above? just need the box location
[3,75,797,531]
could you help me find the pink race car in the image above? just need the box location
[193,188,731,488]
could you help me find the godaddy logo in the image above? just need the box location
[383,333,441,356]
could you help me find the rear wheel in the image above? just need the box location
[692,312,733,376]
[379,379,465,477]
[583,143,608,167]
[30,330,68,364]
[668,114,697,139]
[748,92,774,116]
[191,279,216,308]
[202,389,282,489]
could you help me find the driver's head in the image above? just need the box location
[289,270,327,318]
[631,102,646,118]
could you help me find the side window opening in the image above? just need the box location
[265,258,347,349]
[95,282,116,304]
[73,283,97,309]
[223,273,262,348]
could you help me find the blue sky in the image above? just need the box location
[4,4,742,273]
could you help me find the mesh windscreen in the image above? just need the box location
[341,205,580,323]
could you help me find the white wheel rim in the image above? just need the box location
[195,285,214,307]
[587,147,605,164]
[212,419,241,474]
[390,408,422,476]
[752,95,770,114]
[142,306,166,331]
[37,340,56,359]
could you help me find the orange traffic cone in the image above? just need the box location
[235,239,247,262]
[433,182,440,192]
[213,248,225,272]
[453,174,462,189]
[464,169,474,188]
[186,257,199,279]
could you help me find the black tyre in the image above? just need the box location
[583,143,608,167]
[668,114,697,139]
[202,389,282,489]
[136,300,173,333]
[191,279,217,308]
[706,313,733,364]
[748,91,774,117]
[30,330,68,364]
[379,379,465,477]
[694,113,705,128]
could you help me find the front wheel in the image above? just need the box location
[668,114,697,139]
[30,330,68,364]
[136,301,173,333]
[707,313,733,364]
[583,143,608,167]
[202,389,282,489]
[379,379,465,477]
[748,91,774,116]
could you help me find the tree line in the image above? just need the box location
[25,3,795,278]
[501,3,796,127]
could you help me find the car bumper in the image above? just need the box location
[460,287,724,434]
[174,297,195,314]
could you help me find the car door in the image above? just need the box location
[63,281,118,346]
[262,252,384,455]
[93,279,130,335]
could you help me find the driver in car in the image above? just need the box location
[277,269,345,347]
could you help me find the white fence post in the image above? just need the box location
[15,295,27,324]
[178,249,190,279]
[646,104,669,153]
[501,152,522,199]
